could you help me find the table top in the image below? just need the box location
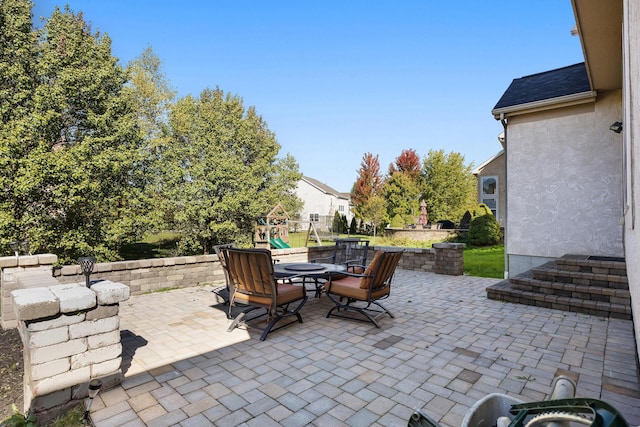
[274,262,346,277]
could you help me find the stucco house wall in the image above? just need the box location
[473,151,506,227]
[506,90,624,275]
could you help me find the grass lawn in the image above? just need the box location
[463,244,504,278]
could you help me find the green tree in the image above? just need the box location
[0,0,38,250]
[359,194,387,238]
[164,88,301,254]
[421,149,476,225]
[1,4,143,262]
[382,171,421,222]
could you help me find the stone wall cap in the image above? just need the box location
[49,283,96,313]
[11,287,59,321]
[0,256,19,268]
[18,255,40,266]
[37,254,58,265]
[432,243,466,249]
[90,280,130,304]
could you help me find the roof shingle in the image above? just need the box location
[493,63,591,111]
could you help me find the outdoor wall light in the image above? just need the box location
[78,256,97,287]
[83,378,103,425]
[609,121,623,133]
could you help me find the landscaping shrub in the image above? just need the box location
[468,213,502,246]
[390,214,404,228]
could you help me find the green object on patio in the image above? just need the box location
[270,237,290,249]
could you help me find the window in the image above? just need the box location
[338,205,344,212]
[481,176,498,218]
[309,213,319,222]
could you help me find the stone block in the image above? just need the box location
[91,280,130,304]
[70,343,121,368]
[91,357,122,378]
[12,287,59,321]
[25,312,85,332]
[26,326,69,347]
[32,358,71,381]
[29,338,87,365]
[0,256,19,268]
[49,283,96,313]
[85,304,119,321]
[36,253,58,265]
[60,265,79,276]
[87,330,121,349]
[69,316,119,339]
[29,388,70,412]
[18,255,40,266]
[33,366,91,396]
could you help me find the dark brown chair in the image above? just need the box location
[212,243,234,309]
[325,250,403,328]
[312,238,370,273]
[221,247,308,341]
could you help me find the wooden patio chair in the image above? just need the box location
[312,238,370,273]
[324,250,403,328]
[221,247,308,341]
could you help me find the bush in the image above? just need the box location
[390,214,404,228]
[468,213,502,246]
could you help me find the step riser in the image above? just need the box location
[487,282,631,320]
[486,254,630,319]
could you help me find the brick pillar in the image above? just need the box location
[11,280,130,424]
[433,243,466,275]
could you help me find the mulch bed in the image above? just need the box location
[0,327,24,420]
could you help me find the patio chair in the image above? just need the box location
[221,247,308,341]
[212,243,234,309]
[324,249,403,328]
[312,238,370,273]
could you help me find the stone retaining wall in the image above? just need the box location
[11,280,129,423]
[433,243,466,275]
[2,245,456,327]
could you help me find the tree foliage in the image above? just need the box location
[382,171,421,222]
[163,88,301,254]
[421,149,477,225]
[1,3,143,262]
[351,152,383,222]
[388,148,421,179]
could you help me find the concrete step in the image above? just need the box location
[528,261,628,289]
[486,279,631,319]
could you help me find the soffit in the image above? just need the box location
[572,0,623,91]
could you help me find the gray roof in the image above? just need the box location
[493,63,591,110]
[302,176,350,199]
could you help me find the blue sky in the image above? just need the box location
[34,1,585,192]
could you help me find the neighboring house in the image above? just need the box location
[294,176,353,232]
[472,149,505,227]
[495,0,640,358]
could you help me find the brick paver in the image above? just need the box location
[91,270,640,426]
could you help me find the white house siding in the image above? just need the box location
[507,91,624,276]
[295,179,352,231]
[622,0,640,364]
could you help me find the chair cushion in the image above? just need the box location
[232,282,304,307]
[360,251,383,289]
[329,276,390,300]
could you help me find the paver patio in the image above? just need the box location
[90,270,640,426]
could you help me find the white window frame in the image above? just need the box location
[481,175,499,219]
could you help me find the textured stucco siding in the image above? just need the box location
[507,90,624,270]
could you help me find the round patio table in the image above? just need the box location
[274,263,346,297]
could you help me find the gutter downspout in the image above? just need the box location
[500,113,509,279]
